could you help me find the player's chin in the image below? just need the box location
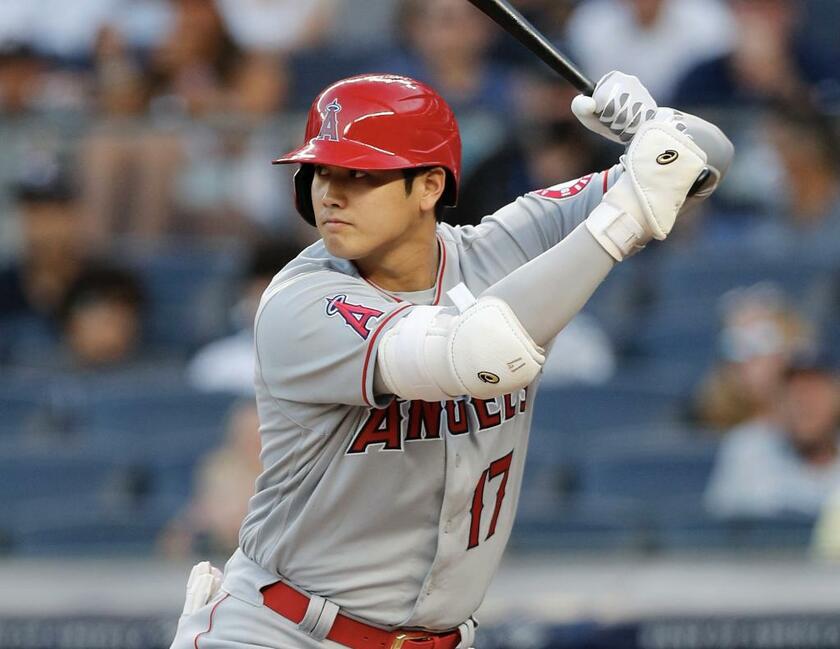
[320,233,360,260]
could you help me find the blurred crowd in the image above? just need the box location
[0,0,839,558]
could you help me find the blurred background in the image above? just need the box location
[0,0,839,647]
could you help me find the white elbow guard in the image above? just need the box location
[378,296,545,401]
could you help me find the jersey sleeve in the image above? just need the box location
[254,270,412,407]
[455,165,622,279]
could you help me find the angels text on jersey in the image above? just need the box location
[346,388,528,455]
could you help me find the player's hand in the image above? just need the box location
[181,561,223,616]
[571,71,658,144]
[585,120,707,261]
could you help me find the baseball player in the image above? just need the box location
[169,71,733,649]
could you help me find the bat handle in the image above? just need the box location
[688,168,711,197]
[573,75,708,195]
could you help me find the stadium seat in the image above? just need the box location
[576,442,718,509]
[11,507,165,555]
[0,452,119,503]
[657,247,829,307]
[0,392,47,436]
[632,300,720,367]
[118,240,245,352]
[512,497,651,552]
[654,508,815,551]
[80,386,237,440]
[530,383,681,442]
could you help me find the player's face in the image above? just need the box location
[310,165,427,261]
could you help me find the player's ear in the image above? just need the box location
[418,167,446,213]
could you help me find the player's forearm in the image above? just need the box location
[482,222,614,347]
[485,115,719,348]
[374,224,615,401]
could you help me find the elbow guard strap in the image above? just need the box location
[378,297,545,401]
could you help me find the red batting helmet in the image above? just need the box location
[272,73,462,225]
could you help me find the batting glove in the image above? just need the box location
[586,120,707,261]
[181,561,223,616]
[572,70,670,144]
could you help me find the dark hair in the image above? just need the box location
[785,349,838,379]
[11,163,76,205]
[769,101,840,174]
[402,166,448,221]
[59,264,145,327]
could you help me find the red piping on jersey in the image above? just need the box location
[602,168,609,193]
[432,233,446,305]
[193,593,229,649]
[361,303,412,406]
[360,235,447,305]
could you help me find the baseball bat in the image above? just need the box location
[466,0,710,193]
[467,0,594,95]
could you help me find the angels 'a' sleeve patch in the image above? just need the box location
[530,173,594,200]
[256,274,405,406]
[325,294,384,340]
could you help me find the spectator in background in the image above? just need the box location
[175,51,294,238]
[79,22,185,249]
[54,263,146,370]
[215,0,339,52]
[388,0,515,118]
[147,0,240,118]
[673,0,838,109]
[372,0,517,178]
[91,26,149,118]
[453,118,599,226]
[690,284,813,431]
[187,240,299,395]
[327,0,401,55]
[0,0,121,65]
[565,0,735,102]
[489,0,577,68]
[0,165,88,363]
[159,400,262,558]
[0,44,45,115]
[705,350,840,519]
[744,104,840,256]
[0,1,127,114]
[105,0,175,54]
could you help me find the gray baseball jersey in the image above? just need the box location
[226,168,617,631]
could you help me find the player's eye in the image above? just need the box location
[350,169,368,179]
[314,165,329,177]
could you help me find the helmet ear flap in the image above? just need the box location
[294,165,316,226]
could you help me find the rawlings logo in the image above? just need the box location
[531,173,594,200]
[315,99,342,142]
[325,295,383,340]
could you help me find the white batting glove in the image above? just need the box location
[181,561,223,615]
[571,71,660,144]
[586,120,707,261]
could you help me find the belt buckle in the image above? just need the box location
[390,632,431,649]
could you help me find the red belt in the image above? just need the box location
[261,581,461,649]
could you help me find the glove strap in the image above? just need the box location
[585,200,646,262]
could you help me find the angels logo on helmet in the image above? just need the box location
[315,99,342,142]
